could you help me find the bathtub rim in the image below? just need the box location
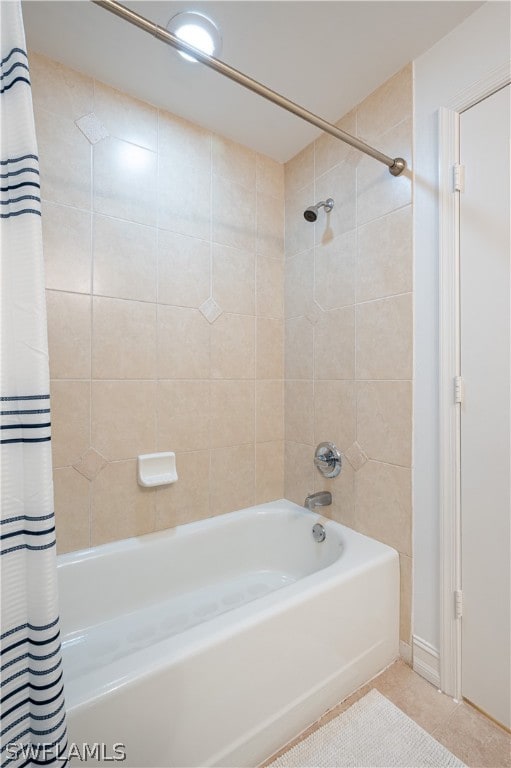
[57,498,392,567]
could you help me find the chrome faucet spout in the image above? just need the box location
[304,491,332,511]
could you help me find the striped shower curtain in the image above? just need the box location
[0,2,68,766]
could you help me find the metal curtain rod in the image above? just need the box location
[91,0,406,176]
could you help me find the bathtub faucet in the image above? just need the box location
[304,491,332,512]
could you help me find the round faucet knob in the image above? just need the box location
[314,442,342,478]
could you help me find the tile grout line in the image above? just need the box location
[208,131,213,518]
[88,77,96,549]
[254,177,258,504]
[354,105,359,530]
[311,136,317,465]
[154,106,161,533]
[428,698,463,738]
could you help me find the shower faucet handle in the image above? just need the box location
[314,442,342,478]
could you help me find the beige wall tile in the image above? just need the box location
[284,442,314,506]
[91,459,156,545]
[73,448,107,481]
[29,52,93,119]
[357,206,412,302]
[356,293,412,380]
[314,229,356,310]
[212,134,256,188]
[212,244,255,315]
[93,137,157,226]
[399,553,412,644]
[211,314,255,379]
[212,175,255,252]
[92,296,156,379]
[91,380,156,461]
[42,202,91,294]
[280,68,413,609]
[285,317,313,380]
[256,256,284,318]
[35,108,91,209]
[357,381,412,467]
[158,110,211,163]
[157,380,210,452]
[285,250,314,319]
[314,380,356,452]
[54,467,90,554]
[35,55,288,553]
[256,441,284,504]
[314,110,357,179]
[355,460,412,555]
[158,153,211,241]
[315,160,357,244]
[256,153,284,199]
[256,381,284,443]
[357,118,412,226]
[357,65,412,143]
[93,215,157,302]
[157,306,210,379]
[210,380,255,448]
[314,307,355,380]
[93,80,157,151]
[50,380,90,468]
[257,318,284,379]
[46,290,91,379]
[157,112,211,238]
[285,380,313,444]
[256,192,285,259]
[285,143,313,195]
[210,444,255,516]
[157,230,210,309]
[285,184,315,258]
[154,450,210,529]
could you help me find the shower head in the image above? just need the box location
[303,198,334,222]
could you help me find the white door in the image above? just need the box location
[459,84,510,729]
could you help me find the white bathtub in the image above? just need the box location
[58,499,399,767]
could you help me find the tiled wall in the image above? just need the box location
[30,53,285,553]
[283,66,413,647]
[33,51,413,645]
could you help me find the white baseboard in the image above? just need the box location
[399,641,412,666]
[413,636,440,688]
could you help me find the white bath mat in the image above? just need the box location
[268,689,466,767]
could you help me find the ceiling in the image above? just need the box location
[22,0,483,162]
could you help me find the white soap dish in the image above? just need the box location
[137,452,178,487]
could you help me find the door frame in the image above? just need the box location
[438,63,511,699]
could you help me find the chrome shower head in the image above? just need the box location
[303,198,334,222]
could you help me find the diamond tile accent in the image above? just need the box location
[73,448,108,480]
[345,441,368,472]
[199,297,223,324]
[75,113,109,144]
[305,300,322,325]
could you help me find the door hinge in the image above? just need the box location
[454,376,464,404]
[454,590,463,619]
[453,163,465,192]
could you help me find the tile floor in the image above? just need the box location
[261,660,511,768]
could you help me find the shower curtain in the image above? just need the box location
[0,3,68,766]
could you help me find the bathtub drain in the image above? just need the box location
[312,523,326,543]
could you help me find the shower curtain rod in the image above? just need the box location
[91,0,406,176]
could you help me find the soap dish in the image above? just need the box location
[137,452,178,487]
